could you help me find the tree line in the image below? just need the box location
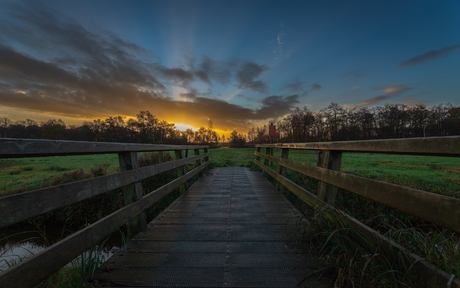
[0,111,220,146]
[2,103,459,146]
[239,103,460,145]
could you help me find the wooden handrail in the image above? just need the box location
[0,138,211,287]
[0,153,209,228]
[254,160,460,288]
[255,151,460,233]
[0,161,211,288]
[254,136,460,288]
[256,136,460,156]
[0,138,208,158]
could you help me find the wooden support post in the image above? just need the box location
[263,148,270,177]
[158,151,164,163]
[194,149,203,177]
[264,148,270,166]
[256,147,261,161]
[204,148,209,162]
[175,150,188,193]
[185,149,188,158]
[269,147,274,165]
[316,150,342,206]
[276,148,289,192]
[118,152,147,236]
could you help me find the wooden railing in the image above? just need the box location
[0,138,210,288]
[255,136,460,288]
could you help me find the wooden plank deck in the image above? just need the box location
[90,167,334,287]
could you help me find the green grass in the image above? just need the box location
[208,148,257,168]
[0,154,120,196]
[2,147,457,197]
[209,148,460,198]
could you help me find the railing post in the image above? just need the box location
[158,151,164,163]
[204,147,209,162]
[316,150,342,206]
[276,148,289,192]
[175,150,188,193]
[269,147,274,165]
[194,149,203,177]
[263,147,271,177]
[118,151,147,236]
[264,148,270,166]
[256,147,261,161]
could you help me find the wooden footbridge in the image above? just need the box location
[1,137,460,287]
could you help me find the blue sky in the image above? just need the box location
[0,0,459,134]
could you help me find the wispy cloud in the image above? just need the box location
[271,22,291,59]
[343,70,365,79]
[398,44,460,67]
[279,78,321,96]
[357,85,411,107]
[396,97,427,106]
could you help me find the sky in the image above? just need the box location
[0,0,459,136]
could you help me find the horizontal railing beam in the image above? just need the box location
[256,136,460,156]
[0,138,208,158]
[254,159,460,288]
[0,160,211,288]
[0,153,209,228]
[255,151,460,233]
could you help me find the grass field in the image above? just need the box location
[1,147,459,197]
[0,150,201,196]
[210,147,460,197]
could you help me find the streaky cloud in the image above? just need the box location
[358,85,411,107]
[398,44,460,67]
[343,70,365,79]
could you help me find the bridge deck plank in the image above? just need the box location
[90,167,333,287]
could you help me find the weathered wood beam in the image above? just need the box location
[255,151,460,233]
[316,150,342,206]
[256,136,460,156]
[254,159,460,288]
[204,148,210,162]
[0,138,208,158]
[174,150,187,193]
[256,147,261,161]
[276,148,289,192]
[118,152,147,235]
[0,153,209,228]
[0,161,211,288]
[194,149,202,177]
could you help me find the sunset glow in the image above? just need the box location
[0,0,459,137]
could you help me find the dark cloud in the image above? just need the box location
[155,66,195,88]
[358,85,411,107]
[343,70,365,79]
[280,81,303,92]
[235,62,268,92]
[236,94,256,102]
[198,56,232,85]
[257,95,300,119]
[280,79,321,96]
[398,44,460,67]
[311,83,321,91]
[0,2,295,132]
[194,70,211,85]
